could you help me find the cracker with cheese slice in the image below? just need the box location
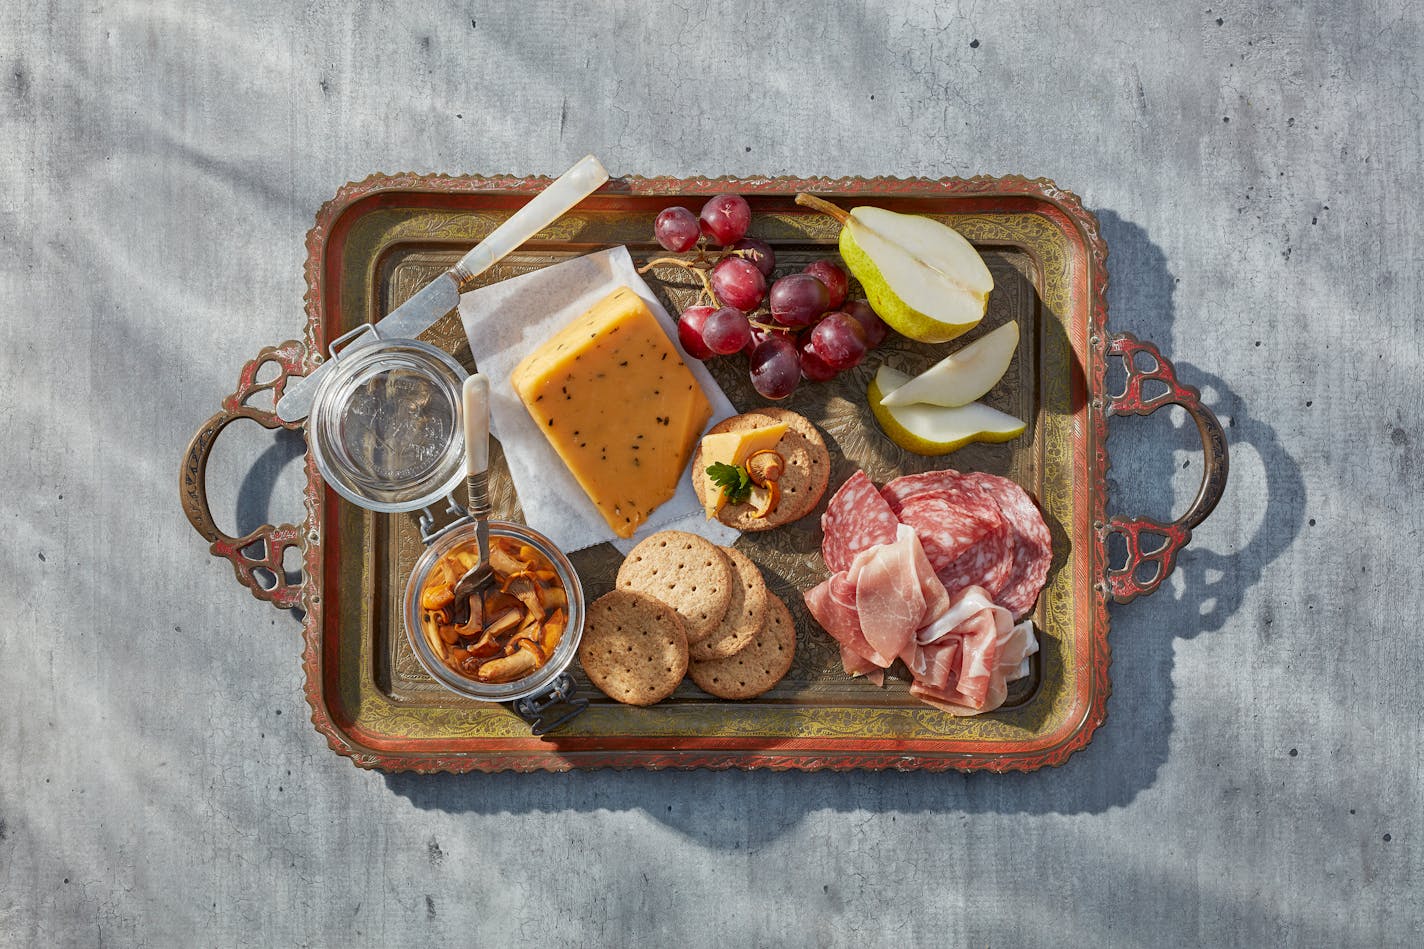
[692,409,830,532]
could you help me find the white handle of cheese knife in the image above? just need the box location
[463,374,490,478]
[450,154,610,286]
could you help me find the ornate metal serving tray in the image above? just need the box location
[180,174,1227,772]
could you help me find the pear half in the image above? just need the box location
[799,195,993,343]
[868,365,1025,456]
[879,320,1019,408]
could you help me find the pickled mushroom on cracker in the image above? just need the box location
[745,450,785,518]
[745,449,784,486]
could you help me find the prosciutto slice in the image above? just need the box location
[839,644,885,687]
[908,522,954,633]
[804,574,889,667]
[805,524,932,670]
[984,619,1039,711]
[910,587,1039,716]
[951,610,1000,709]
[916,585,1002,645]
[909,638,960,691]
[852,525,927,667]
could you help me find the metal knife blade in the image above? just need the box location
[275,275,460,423]
[276,154,610,423]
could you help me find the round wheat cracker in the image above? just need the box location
[615,531,732,644]
[689,546,769,662]
[578,590,688,706]
[688,594,797,700]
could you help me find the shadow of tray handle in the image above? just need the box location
[179,340,315,610]
[1100,332,1230,604]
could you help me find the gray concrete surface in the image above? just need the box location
[2,1,1420,946]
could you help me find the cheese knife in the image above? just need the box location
[276,154,610,423]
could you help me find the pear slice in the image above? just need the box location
[879,320,1020,408]
[798,194,993,344]
[868,365,1025,456]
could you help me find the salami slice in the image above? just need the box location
[820,470,900,573]
[963,473,1052,618]
[895,488,1013,599]
[893,491,994,571]
[938,516,1015,600]
[879,469,962,515]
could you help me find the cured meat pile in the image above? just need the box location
[804,469,1052,715]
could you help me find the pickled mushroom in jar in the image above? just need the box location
[418,536,568,683]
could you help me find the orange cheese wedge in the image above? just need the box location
[511,287,711,538]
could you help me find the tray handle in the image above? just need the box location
[1100,332,1229,604]
[180,341,313,610]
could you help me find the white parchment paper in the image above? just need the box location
[457,246,740,553]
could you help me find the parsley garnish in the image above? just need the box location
[706,462,753,505]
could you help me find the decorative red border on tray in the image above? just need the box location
[294,173,1113,773]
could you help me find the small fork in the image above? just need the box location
[450,374,494,614]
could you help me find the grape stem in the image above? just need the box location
[638,247,751,271]
[639,256,711,272]
[795,193,851,225]
[638,247,753,309]
[638,256,720,307]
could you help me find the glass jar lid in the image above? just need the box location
[307,333,468,513]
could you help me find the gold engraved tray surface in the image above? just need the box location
[181,174,1229,772]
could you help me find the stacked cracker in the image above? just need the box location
[578,531,796,705]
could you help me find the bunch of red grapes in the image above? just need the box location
[652,195,889,400]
